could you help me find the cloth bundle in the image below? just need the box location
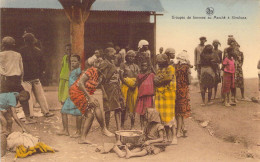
[7,132,39,152]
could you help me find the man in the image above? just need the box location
[20,33,54,117]
[58,44,71,105]
[194,36,207,81]
[0,36,35,123]
[159,47,164,55]
[212,40,222,99]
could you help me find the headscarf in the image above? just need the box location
[2,36,15,47]
[23,33,37,44]
[146,108,161,123]
[138,40,149,49]
[103,47,116,59]
[177,50,190,64]
[156,53,169,63]
[126,50,136,57]
[164,48,175,55]
[212,39,221,46]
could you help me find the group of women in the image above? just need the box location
[57,40,192,145]
[199,36,245,106]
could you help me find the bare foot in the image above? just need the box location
[125,146,132,159]
[70,132,81,138]
[78,139,92,144]
[25,118,37,124]
[102,128,115,137]
[113,145,126,158]
[200,103,206,106]
[225,103,231,107]
[57,130,69,136]
[171,137,178,145]
[176,131,182,138]
[207,101,214,105]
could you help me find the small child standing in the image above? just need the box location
[222,47,236,107]
[0,91,30,135]
[57,55,82,137]
[135,62,155,129]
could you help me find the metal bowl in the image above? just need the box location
[115,130,143,145]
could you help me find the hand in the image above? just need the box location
[22,127,30,134]
[88,96,99,107]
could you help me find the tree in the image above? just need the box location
[58,0,95,69]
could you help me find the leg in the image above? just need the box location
[214,84,218,99]
[140,115,144,130]
[240,88,245,99]
[200,87,206,106]
[113,145,126,158]
[121,109,126,129]
[76,116,82,136]
[208,88,213,104]
[22,81,34,117]
[115,109,121,131]
[105,111,110,129]
[70,116,83,138]
[129,112,135,130]
[32,79,53,117]
[176,115,182,137]
[231,88,237,102]
[224,93,231,107]
[0,112,8,134]
[125,146,148,159]
[57,113,69,136]
[181,117,187,137]
[78,110,94,144]
[5,111,13,133]
[94,105,114,137]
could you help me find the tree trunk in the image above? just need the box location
[70,21,85,69]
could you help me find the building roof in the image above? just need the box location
[0,0,164,12]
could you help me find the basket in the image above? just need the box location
[115,130,143,145]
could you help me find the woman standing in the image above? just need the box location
[69,59,114,144]
[120,50,139,129]
[154,54,177,144]
[200,44,219,106]
[234,43,245,100]
[175,51,191,137]
[100,47,124,131]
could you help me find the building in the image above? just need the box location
[0,0,164,85]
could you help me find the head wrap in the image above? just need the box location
[199,36,207,41]
[146,108,161,123]
[156,54,169,63]
[104,47,116,59]
[164,48,175,55]
[23,33,37,44]
[138,40,149,49]
[212,39,221,46]
[2,36,15,47]
[177,50,190,64]
[126,50,136,57]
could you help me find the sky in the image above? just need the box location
[156,0,260,78]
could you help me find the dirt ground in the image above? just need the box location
[1,79,260,162]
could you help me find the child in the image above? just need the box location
[120,50,139,129]
[222,47,236,107]
[0,91,30,135]
[57,55,82,137]
[58,44,71,105]
[135,62,155,129]
[154,54,177,144]
[113,108,166,158]
[175,51,192,137]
